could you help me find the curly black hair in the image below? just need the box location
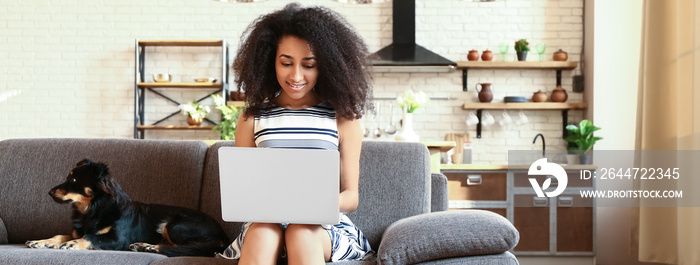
[233,2,374,120]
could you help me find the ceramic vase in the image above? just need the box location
[187,116,203,126]
[395,113,419,142]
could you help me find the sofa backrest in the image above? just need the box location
[199,141,243,241]
[349,141,431,248]
[199,141,431,250]
[0,138,209,244]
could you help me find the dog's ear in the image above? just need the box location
[93,163,115,195]
[76,158,91,167]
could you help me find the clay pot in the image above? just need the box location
[551,85,568,102]
[553,49,568,61]
[187,116,203,126]
[532,90,548,102]
[468,49,479,61]
[481,50,493,61]
[475,83,493,103]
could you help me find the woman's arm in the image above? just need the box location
[337,117,362,214]
[235,113,257,147]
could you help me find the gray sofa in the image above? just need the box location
[0,138,519,264]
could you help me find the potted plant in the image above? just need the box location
[565,120,603,164]
[514,39,530,61]
[179,101,210,126]
[211,94,243,140]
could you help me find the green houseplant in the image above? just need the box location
[514,39,530,61]
[179,101,210,126]
[565,120,603,164]
[211,94,243,140]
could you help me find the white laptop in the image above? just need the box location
[218,147,340,225]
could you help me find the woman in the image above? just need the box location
[219,3,375,264]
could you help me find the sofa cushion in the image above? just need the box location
[0,217,7,244]
[0,245,166,265]
[416,252,519,265]
[348,141,431,250]
[377,210,519,265]
[0,138,209,243]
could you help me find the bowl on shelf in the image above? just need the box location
[153,73,171,83]
[194,77,217,83]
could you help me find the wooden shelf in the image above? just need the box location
[457,61,578,91]
[137,40,224,47]
[463,102,588,110]
[227,101,246,108]
[137,82,222,89]
[137,125,215,130]
[463,102,588,139]
[456,61,578,70]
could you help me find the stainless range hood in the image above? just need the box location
[371,0,457,73]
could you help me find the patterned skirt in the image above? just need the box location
[217,214,374,262]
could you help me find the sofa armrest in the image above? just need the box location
[431,173,449,212]
[377,210,519,265]
[0,216,7,244]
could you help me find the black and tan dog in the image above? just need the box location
[26,159,229,257]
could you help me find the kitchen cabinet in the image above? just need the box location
[462,102,588,139]
[134,39,229,139]
[442,165,596,257]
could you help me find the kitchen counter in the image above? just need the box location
[440,164,598,171]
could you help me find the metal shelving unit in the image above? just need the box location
[133,39,229,139]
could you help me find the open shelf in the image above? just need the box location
[136,125,215,130]
[463,102,587,110]
[456,61,578,70]
[456,61,578,91]
[137,82,222,89]
[463,102,588,139]
[137,40,224,47]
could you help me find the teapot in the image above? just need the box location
[475,83,493,103]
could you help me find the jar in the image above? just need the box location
[551,85,568,102]
[553,49,568,61]
[532,90,548,102]
[481,49,493,61]
[468,49,479,61]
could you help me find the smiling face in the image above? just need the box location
[275,35,320,108]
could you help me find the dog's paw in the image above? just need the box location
[59,239,94,250]
[26,235,73,249]
[129,242,159,253]
[26,240,52,249]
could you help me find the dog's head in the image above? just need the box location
[49,159,119,212]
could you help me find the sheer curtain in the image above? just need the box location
[634,0,700,264]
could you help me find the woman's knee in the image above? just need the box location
[246,223,283,240]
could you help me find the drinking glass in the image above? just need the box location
[535,43,546,61]
[498,43,509,61]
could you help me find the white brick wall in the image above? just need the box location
[0,0,584,164]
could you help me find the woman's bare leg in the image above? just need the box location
[238,223,284,265]
[285,224,332,265]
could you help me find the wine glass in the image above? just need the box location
[498,43,509,61]
[535,43,546,61]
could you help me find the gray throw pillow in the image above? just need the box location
[377,210,519,265]
[0,217,7,244]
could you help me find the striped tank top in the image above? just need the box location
[253,102,338,150]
